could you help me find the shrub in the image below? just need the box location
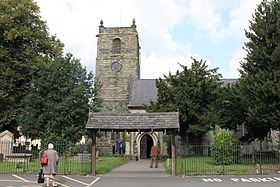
[211,129,238,165]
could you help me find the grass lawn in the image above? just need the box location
[96,156,127,174]
[0,156,128,175]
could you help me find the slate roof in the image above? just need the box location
[128,79,158,108]
[86,112,179,132]
[128,78,237,108]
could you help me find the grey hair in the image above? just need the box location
[48,143,54,150]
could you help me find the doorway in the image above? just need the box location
[140,134,153,159]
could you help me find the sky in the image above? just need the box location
[35,0,262,79]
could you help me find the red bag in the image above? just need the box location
[40,154,48,166]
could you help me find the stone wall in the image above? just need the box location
[95,132,114,156]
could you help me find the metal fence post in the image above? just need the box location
[259,140,262,174]
[222,143,225,174]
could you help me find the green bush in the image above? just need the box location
[211,129,238,165]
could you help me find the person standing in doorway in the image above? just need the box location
[134,145,138,161]
[150,143,160,168]
[42,143,59,187]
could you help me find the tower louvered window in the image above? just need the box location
[112,38,121,53]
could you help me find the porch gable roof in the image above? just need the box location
[86,112,179,132]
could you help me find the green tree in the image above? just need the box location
[147,58,221,141]
[89,79,103,113]
[20,54,94,144]
[210,83,246,132]
[0,0,63,135]
[239,0,280,140]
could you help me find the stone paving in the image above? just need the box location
[102,159,167,178]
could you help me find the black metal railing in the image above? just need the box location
[0,140,92,175]
[166,143,280,176]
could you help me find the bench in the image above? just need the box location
[5,153,32,162]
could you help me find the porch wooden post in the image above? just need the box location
[171,130,176,176]
[91,131,97,176]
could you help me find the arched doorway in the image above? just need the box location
[140,134,153,159]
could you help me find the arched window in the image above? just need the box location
[112,38,121,53]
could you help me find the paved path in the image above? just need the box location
[93,159,170,187]
[104,159,166,178]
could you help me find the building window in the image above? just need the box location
[112,38,121,53]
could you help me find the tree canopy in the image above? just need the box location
[20,54,95,144]
[147,58,221,141]
[210,82,245,132]
[239,0,280,140]
[0,0,63,135]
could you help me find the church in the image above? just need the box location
[92,19,176,159]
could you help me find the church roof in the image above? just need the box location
[128,79,158,108]
[86,112,179,132]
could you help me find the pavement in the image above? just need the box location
[93,159,170,187]
[0,173,99,187]
[1,159,280,187]
[0,159,166,187]
[102,159,167,178]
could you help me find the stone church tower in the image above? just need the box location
[95,19,140,112]
[94,20,169,158]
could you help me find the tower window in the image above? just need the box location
[112,38,121,53]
